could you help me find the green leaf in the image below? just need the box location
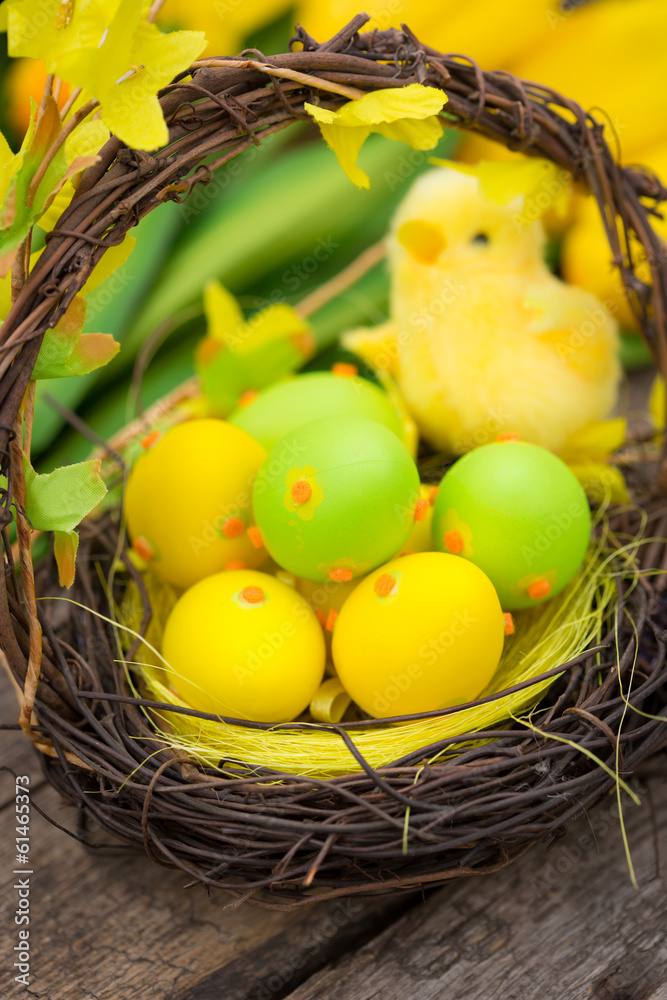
[196,286,314,415]
[0,457,107,587]
[33,329,120,379]
[32,294,121,379]
[23,458,106,533]
[0,97,100,275]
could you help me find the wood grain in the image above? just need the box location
[283,775,667,1000]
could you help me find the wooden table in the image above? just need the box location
[2,666,666,1000]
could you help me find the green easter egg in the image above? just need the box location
[432,442,591,610]
[253,416,421,582]
[229,371,403,453]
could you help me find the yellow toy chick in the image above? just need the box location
[345,165,620,455]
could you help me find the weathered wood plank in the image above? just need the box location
[283,776,667,1000]
[0,771,411,999]
[168,893,419,1000]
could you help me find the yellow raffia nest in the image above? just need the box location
[115,517,637,779]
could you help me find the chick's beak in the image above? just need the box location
[397,219,447,265]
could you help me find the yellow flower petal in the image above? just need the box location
[81,235,136,294]
[7,0,120,70]
[307,86,447,189]
[204,280,244,345]
[375,115,444,151]
[55,0,206,151]
[335,85,447,127]
[237,303,311,357]
[304,103,338,126]
[317,122,371,189]
[567,461,629,506]
[37,119,110,232]
[561,418,627,462]
[431,157,569,219]
[65,119,110,161]
[101,91,170,152]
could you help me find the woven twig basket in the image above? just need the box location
[3,15,667,908]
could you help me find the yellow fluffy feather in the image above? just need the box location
[345,167,620,455]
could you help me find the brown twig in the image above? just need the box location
[297,239,387,319]
[191,58,366,99]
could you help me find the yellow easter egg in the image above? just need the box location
[332,552,504,718]
[162,570,326,722]
[125,419,266,589]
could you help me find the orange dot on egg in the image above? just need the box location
[329,567,353,583]
[132,536,155,561]
[141,430,161,450]
[325,609,339,632]
[527,578,551,601]
[221,516,245,539]
[241,586,265,605]
[225,560,246,570]
[504,612,515,636]
[444,530,464,554]
[247,526,264,549]
[332,362,358,378]
[374,573,396,598]
[237,390,258,409]
[291,479,312,505]
[428,485,439,506]
[497,431,520,443]
[414,498,428,522]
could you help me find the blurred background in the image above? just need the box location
[1,0,664,471]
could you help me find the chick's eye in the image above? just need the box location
[471,232,490,246]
